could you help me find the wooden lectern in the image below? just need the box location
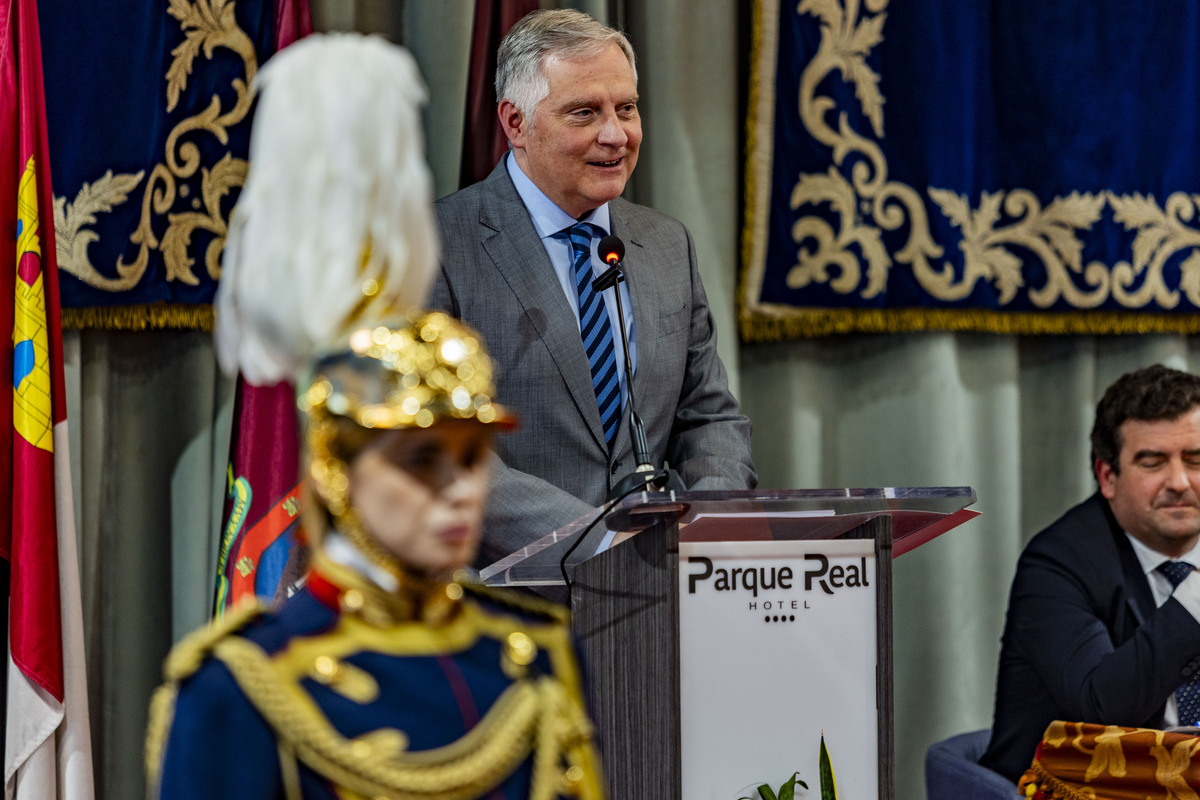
[481,488,977,800]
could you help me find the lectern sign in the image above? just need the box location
[679,538,878,800]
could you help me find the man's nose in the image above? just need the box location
[1165,459,1192,492]
[597,112,628,146]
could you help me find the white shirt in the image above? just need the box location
[505,154,636,412]
[1124,533,1200,725]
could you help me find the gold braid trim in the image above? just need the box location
[464,583,569,626]
[145,600,268,790]
[210,635,599,799]
[62,303,213,331]
[144,682,180,791]
[279,739,304,800]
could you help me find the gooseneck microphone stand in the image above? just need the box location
[558,235,686,593]
[593,235,686,500]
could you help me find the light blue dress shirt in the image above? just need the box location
[505,153,636,413]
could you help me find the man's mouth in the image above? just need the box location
[589,158,623,168]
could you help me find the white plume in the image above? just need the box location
[215,33,439,384]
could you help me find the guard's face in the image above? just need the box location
[348,421,492,577]
[1097,406,1200,558]
[503,42,641,219]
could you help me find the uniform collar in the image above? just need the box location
[308,544,464,627]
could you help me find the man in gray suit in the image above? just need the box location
[431,9,755,567]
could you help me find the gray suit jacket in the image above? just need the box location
[432,160,756,567]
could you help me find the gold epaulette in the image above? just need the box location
[162,599,270,682]
[145,599,269,788]
[463,583,570,626]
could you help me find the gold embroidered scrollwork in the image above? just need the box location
[790,0,1200,313]
[53,170,146,291]
[792,0,944,302]
[927,189,1110,307]
[1107,191,1200,309]
[54,0,255,292]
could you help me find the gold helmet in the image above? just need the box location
[298,310,512,577]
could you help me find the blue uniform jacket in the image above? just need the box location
[147,560,604,800]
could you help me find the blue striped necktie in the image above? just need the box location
[1158,560,1200,725]
[564,222,621,449]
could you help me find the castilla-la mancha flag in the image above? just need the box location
[0,0,95,798]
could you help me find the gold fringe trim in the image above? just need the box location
[62,303,213,331]
[739,0,776,347]
[1018,760,1090,800]
[740,306,1200,341]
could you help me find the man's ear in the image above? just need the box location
[1096,457,1118,500]
[498,100,526,149]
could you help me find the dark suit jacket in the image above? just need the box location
[981,492,1200,783]
[431,160,756,567]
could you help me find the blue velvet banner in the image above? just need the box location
[38,0,282,328]
[742,0,1200,339]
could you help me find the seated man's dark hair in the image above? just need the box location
[1090,364,1200,473]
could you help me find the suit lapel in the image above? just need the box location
[476,165,609,451]
[1102,498,1156,627]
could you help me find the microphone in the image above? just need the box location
[590,235,685,499]
[598,235,624,264]
[592,235,625,292]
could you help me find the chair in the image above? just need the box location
[925,730,1019,800]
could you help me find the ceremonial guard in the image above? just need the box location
[145,33,605,800]
[146,311,605,800]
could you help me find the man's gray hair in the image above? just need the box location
[496,9,637,121]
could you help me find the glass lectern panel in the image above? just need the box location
[479,486,976,587]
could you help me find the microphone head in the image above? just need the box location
[598,235,626,265]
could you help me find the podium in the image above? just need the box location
[481,487,978,800]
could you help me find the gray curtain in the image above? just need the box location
[64,329,231,800]
[70,2,1199,799]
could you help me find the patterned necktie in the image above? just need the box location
[1157,560,1200,725]
[564,222,621,449]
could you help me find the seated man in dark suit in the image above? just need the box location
[431,9,756,567]
[981,364,1200,783]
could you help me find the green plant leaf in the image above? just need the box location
[758,784,779,800]
[820,734,839,800]
[779,770,809,800]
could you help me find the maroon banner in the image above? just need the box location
[459,0,538,188]
[214,3,313,616]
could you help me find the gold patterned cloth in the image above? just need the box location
[1019,720,1200,800]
